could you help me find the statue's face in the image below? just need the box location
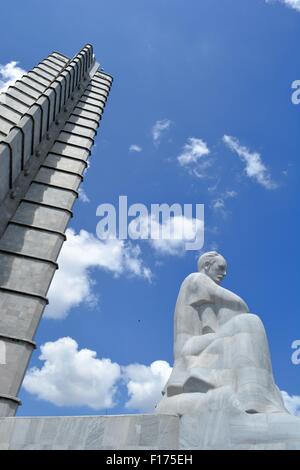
[206,256,227,284]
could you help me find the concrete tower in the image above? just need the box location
[0,44,112,416]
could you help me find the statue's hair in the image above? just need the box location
[197,251,223,272]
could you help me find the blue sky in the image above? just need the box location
[0,0,300,416]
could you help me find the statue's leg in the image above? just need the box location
[218,314,287,413]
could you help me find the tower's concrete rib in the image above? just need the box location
[0,45,112,416]
[0,51,69,142]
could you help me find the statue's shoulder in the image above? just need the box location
[174,273,214,320]
[180,272,198,290]
[181,272,211,288]
[179,272,212,299]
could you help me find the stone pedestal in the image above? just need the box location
[0,414,179,450]
[0,411,299,450]
[179,411,300,450]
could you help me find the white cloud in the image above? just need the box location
[124,361,172,412]
[23,337,121,409]
[152,119,171,144]
[281,391,300,416]
[266,0,300,12]
[150,215,203,255]
[78,187,90,203]
[224,190,237,198]
[0,61,26,93]
[177,137,210,167]
[212,198,225,211]
[284,0,300,10]
[129,214,204,256]
[129,144,142,153]
[46,228,151,319]
[212,189,237,216]
[23,336,172,412]
[223,135,277,189]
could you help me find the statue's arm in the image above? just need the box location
[174,277,216,358]
[175,316,217,357]
[181,332,216,356]
[213,283,249,312]
[173,273,248,359]
[192,274,249,313]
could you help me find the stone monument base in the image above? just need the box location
[0,411,299,450]
[179,412,300,450]
[157,389,300,450]
[0,414,179,450]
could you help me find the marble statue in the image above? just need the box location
[157,252,300,449]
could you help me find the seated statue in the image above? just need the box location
[157,251,287,415]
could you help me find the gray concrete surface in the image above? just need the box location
[0,411,299,449]
[179,408,300,450]
[0,415,179,450]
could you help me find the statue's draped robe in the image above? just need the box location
[161,273,286,414]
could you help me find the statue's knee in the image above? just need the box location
[244,313,264,330]
[230,313,264,334]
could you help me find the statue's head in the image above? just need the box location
[197,251,227,284]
